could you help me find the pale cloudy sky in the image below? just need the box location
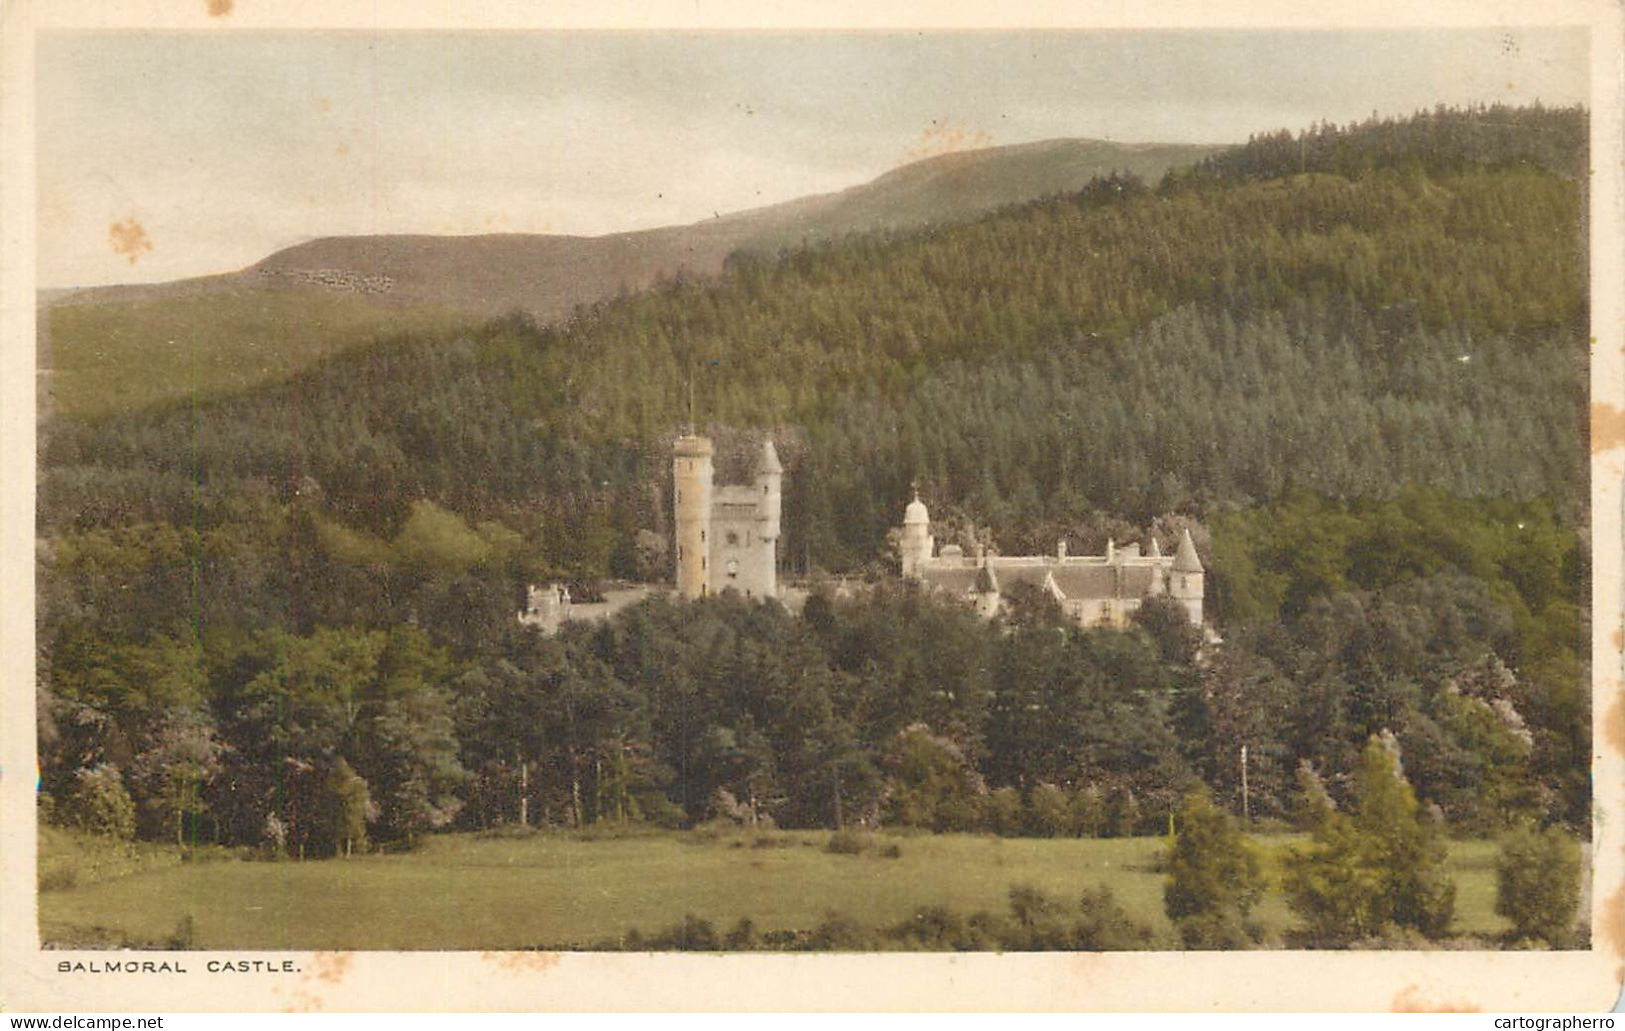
[38,29,1588,288]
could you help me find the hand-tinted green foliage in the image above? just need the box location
[40,108,1585,581]
[1495,822,1583,946]
[34,106,1591,857]
[62,765,137,840]
[1164,786,1266,948]
[1284,736,1456,944]
[1171,103,1587,186]
[1207,489,1588,828]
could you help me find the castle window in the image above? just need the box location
[727,558,739,579]
[727,531,739,546]
[701,530,706,543]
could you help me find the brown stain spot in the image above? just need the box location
[1611,626,1623,653]
[900,121,993,164]
[1391,986,1481,1012]
[1591,402,1625,454]
[108,219,153,265]
[206,0,232,15]
[335,142,349,157]
[307,951,353,985]
[1597,884,1625,958]
[316,97,332,114]
[480,951,562,973]
[1604,694,1625,757]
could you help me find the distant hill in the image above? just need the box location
[39,137,1216,419]
[45,138,1218,320]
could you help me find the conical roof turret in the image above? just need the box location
[1173,528,1203,573]
[755,437,783,475]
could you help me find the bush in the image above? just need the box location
[889,905,991,950]
[980,787,1024,836]
[1495,822,1582,946]
[62,765,136,841]
[724,916,757,949]
[1071,785,1106,837]
[808,911,877,950]
[1027,783,1073,837]
[1075,886,1155,950]
[1164,787,1264,948]
[645,915,720,950]
[1006,884,1075,949]
[825,829,869,855]
[1102,786,1141,838]
[1174,910,1254,950]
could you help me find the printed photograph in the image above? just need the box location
[32,26,1597,955]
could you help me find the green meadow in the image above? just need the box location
[38,826,1514,951]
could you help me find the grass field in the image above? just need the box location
[37,825,1521,951]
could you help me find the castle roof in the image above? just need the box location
[1173,529,1204,573]
[904,494,930,526]
[755,438,783,475]
[919,558,1162,602]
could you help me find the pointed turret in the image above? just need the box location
[1173,528,1203,573]
[754,438,783,476]
[1169,528,1204,628]
[1149,536,1162,558]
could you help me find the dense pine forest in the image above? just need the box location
[37,105,1593,871]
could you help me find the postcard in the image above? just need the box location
[3,0,1622,1012]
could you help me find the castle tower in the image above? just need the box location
[899,491,934,578]
[1171,528,1205,626]
[674,434,714,599]
[754,438,782,548]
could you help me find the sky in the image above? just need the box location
[37,29,1589,288]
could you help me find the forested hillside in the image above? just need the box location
[37,105,1593,861]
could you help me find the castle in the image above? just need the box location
[898,494,1204,628]
[524,437,1205,632]
[673,434,782,600]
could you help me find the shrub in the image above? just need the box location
[1071,785,1106,837]
[809,911,877,950]
[62,765,136,841]
[1164,787,1264,948]
[1027,783,1073,837]
[1075,886,1155,950]
[1102,786,1141,838]
[724,916,758,949]
[889,905,989,950]
[980,787,1024,836]
[1006,884,1075,949]
[1495,822,1582,946]
[646,915,720,950]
